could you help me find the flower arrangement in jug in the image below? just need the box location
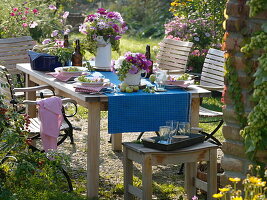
[79,8,128,55]
[112,52,152,81]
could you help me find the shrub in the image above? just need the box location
[0,0,71,42]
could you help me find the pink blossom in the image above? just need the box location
[62,11,69,19]
[192,195,198,200]
[25,10,29,14]
[17,12,22,15]
[42,39,52,45]
[13,8,18,12]
[51,30,59,37]
[114,35,121,40]
[129,65,138,74]
[32,9,38,14]
[55,40,64,47]
[97,8,107,15]
[22,23,28,27]
[64,29,70,35]
[25,7,29,10]
[48,5,57,10]
[22,17,27,20]
[85,14,98,22]
[29,21,38,28]
[10,12,15,16]
[79,24,88,35]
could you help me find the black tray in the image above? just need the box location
[142,133,205,151]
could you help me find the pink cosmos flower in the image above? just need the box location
[42,39,52,45]
[17,12,22,15]
[25,10,29,14]
[13,8,18,12]
[10,12,15,16]
[22,17,27,20]
[25,7,29,10]
[48,5,57,10]
[22,23,28,27]
[129,65,138,74]
[51,30,59,37]
[64,29,70,35]
[79,24,88,35]
[62,11,69,19]
[29,21,38,28]
[97,8,107,15]
[114,36,121,40]
[32,9,38,14]
[55,40,64,47]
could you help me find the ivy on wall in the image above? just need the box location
[223,0,267,161]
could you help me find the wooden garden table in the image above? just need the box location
[16,63,211,199]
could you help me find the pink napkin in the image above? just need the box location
[37,96,63,152]
[46,72,74,82]
[74,85,104,93]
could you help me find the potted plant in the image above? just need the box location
[112,52,152,85]
[79,8,128,68]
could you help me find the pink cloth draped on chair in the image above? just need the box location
[37,96,63,152]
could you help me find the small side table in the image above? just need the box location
[123,142,218,200]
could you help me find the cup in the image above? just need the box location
[178,122,190,135]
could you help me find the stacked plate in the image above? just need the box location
[74,77,110,87]
[54,66,88,76]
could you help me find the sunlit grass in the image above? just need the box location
[70,33,162,61]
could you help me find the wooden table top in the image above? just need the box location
[17,63,211,103]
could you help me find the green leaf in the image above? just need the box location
[262,23,267,33]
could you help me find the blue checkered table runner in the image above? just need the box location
[90,72,191,134]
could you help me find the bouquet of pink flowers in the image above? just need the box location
[79,8,128,55]
[112,52,152,81]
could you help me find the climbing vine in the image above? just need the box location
[223,54,247,127]
[241,30,267,159]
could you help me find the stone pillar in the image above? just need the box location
[221,0,267,185]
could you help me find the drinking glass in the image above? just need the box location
[159,126,171,141]
[177,122,190,135]
[166,120,179,136]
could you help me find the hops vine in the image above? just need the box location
[240,1,267,160]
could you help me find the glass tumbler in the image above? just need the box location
[178,122,190,135]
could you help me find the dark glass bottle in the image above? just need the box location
[63,35,69,48]
[145,44,153,78]
[63,35,71,66]
[71,39,82,66]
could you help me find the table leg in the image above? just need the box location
[190,98,200,133]
[142,155,152,200]
[112,133,122,151]
[123,146,134,200]
[25,74,36,117]
[86,102,101,198]
[207,149,217,199]
[184,162,197,199]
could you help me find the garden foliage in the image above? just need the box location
[167,0,226,73]
[0,92,76,199]
[0,0,72,42]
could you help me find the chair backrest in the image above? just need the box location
[156,38,193,74]
[0,36,35,75]
[200,48,225,90]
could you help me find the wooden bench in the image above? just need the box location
[123,142,218,200]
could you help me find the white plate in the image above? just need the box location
[74,77,110,87]
[54,66,88,75]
